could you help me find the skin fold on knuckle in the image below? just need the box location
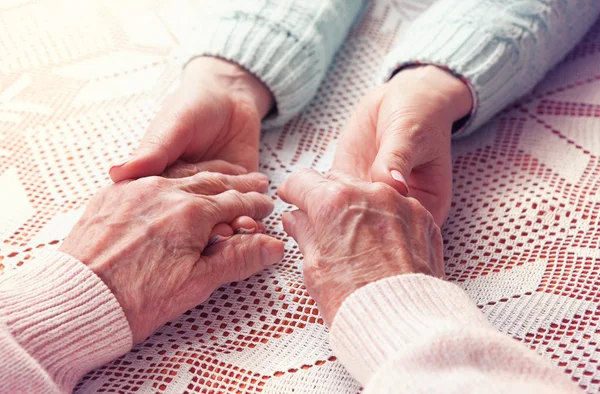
[381,104,440,142]
[221,189,258,218]
[219,241,253,284]
[197,172,229,193]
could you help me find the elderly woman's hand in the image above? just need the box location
[59,170,284,343]
[333,65,472,226]
[278,169,444,325]
[109,57,272,182]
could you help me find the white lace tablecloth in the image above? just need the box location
[1,0,600,392]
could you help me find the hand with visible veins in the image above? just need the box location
[278,169,444,325]
[333,65,472,225]
[60,167,284,344]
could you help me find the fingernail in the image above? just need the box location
[261,241,284,266]
[109,159,130,172]
[390,170,409,195]
[208,235,230,246]
[235,227,256,235]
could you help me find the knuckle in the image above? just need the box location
[167,161,196,175]
[218,242,252,283]
[405,196,423,211]
[183,173,228,195]
[135,175,168,189]
[200,195,221,217]
[406,197,436,223]
[385,148,412,168]
[235,247,252,280]
[224,188,244,199]
[200,172,229,189]
[370,182,399,200]
[223,189,247,206]
[324,184,353,206]
[385,112,437,142]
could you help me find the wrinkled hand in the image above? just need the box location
[109,57,273,182]
[278,169,444,325]
[161,160,268,244]
[333,65,472,225]
[60,170,284,343]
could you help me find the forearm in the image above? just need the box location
[0,252,131,393]
[330,274,578,393]
[183,0,366,128]
[381,0,600,137]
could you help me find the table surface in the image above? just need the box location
[1,0,600,393]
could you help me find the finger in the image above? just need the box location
[163,160,247,179]
[199,234,284,284]
[109,98,194,182]
[209,191,274,224]
[332,90,383,180]
[324,170,362,185]
[369,128,413,196]
[207,223,235,246]
[277,169,333,212]
[180,172,269,195]
[256,221,266,233]
[282,210,318,259]
[230,216,259,234]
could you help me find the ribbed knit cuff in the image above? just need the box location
[381,22,519,139]
[329,274,491,386]
[183,16,323,129]
[0,251,132,392]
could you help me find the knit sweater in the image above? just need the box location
[0,252,131,393]
[2,1,600,393]
[184,0,599,136]
[0,252,578,393]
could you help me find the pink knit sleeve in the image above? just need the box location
[0,251,132,393]
[329,274,579,393]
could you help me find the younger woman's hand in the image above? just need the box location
[109,56,273,182]
[60,170,284,343]
[333,65,472,225]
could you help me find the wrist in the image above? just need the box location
[389,65,472,123]
[183,56,274,119]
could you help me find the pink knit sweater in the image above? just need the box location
[0,252,578,393]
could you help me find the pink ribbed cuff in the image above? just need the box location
[329,274,491,385]
[0,251,132,392]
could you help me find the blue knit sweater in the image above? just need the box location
[183,0,599,136]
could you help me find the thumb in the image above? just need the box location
[109,139,170,182]
[200,234,284,284]
[282,210,318,259]
[369,128,413,196]
[109,99,194,182]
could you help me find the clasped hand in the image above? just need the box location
[59,57,468,343]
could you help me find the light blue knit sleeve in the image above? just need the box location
[183,1,366,129]
[381,0,600,138]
